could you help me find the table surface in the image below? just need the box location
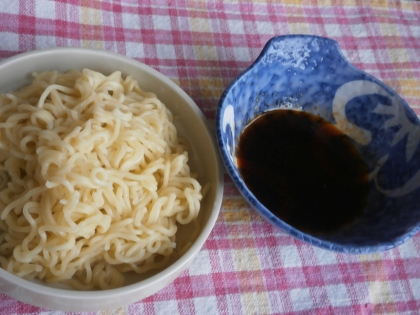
[0,0,420,314]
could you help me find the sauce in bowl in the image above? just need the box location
[236,109,369,234]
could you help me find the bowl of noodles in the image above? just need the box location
[0,48,223,311]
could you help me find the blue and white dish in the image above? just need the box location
[216,34,420,253]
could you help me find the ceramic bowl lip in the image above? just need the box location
[216,34,420,254]
[0,47,224,303]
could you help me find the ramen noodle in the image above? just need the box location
[0,69,203,290]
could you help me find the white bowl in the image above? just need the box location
[0,48,224,311]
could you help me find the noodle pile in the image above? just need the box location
[0,69,203,290]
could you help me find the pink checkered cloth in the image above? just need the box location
[0,0,420,314]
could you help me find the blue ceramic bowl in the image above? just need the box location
[216,35,420,253]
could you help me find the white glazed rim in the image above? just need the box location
[0,47,224,311]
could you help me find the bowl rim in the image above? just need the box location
[0,47,224,308]
[216,34,420,254]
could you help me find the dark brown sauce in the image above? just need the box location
[237,109,369,235]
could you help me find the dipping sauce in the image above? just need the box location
[236,109,369,234]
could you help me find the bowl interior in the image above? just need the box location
[0,48,223,306]
[217,35,420,253]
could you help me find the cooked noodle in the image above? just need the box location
[0,69,203,290]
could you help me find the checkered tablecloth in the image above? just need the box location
[0,0,420,314]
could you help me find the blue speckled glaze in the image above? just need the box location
[216,35,420,253]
